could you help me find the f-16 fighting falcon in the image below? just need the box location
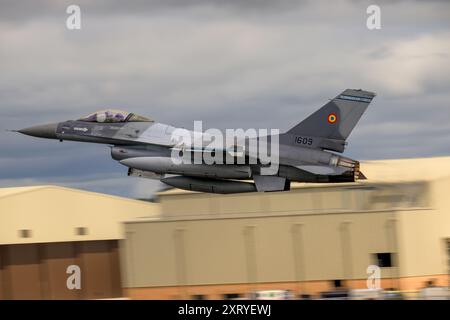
[16,89,375,194]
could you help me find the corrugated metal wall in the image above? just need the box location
[0,240,121,300]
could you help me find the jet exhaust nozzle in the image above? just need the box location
[328,155,366,182]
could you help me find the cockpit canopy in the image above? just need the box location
[78,109,153,123]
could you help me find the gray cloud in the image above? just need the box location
[1,0,449,197]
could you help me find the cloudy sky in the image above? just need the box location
[1,0,449,198]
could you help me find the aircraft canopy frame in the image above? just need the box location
[78,109,153,123]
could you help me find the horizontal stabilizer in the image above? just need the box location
[296,165,349,176]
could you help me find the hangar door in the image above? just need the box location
[0,240,122,299]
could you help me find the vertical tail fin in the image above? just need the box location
[286,89,376,152]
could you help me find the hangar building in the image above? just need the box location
[0,186,159,299]
[1,156,450,300]
[121,157,450,299]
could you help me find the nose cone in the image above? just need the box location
[18,123,58,139]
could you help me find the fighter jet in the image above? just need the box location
[17,89,375,194]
